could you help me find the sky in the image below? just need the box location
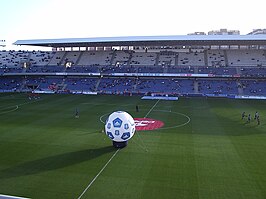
[1,0,265,50]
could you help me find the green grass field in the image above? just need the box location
[0,93,266,199]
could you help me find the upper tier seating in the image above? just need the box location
[29,51,55,66]
[177,51,205,66]
[206,50,226,67]
[0,50,29,67]
[78,51,112,66]
[227,50,266,67]
[130,52,156,65]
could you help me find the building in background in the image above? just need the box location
[0,40,6,47]
[187,29,240,35]
[208,29,240,35]
[248,29,266,35]
[187,32,206,35]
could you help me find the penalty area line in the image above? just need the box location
[77,148,120,199]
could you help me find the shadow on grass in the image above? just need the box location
[0,146,115,179]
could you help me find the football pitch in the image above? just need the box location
[0,93,266,199]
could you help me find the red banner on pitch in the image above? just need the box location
[134,118,164,131]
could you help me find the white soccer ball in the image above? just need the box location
[105,111,135,142]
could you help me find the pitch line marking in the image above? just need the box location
[16,99,43,107]
[134,100,160,152]
[0,99,42,109]
[0,105,19,115]
[99,108,149,124]
[144,99,160,118]
[0,99,43,115]
[152,110,191,130]
[77,148,120,199]
[99,109,191,130]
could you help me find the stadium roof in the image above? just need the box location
[14,35,266,48]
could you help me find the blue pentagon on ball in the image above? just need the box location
[113,117,123,128]
[107,131,114,139]
[121,132,130,140]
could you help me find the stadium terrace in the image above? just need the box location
[0,35,264,98]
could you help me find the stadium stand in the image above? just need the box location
[1,35,266,97]
[135,78,195,94]
[65,65,100,73]
[0,77,23,91]
[112,50,131,66]
[240,80,266,96]
[77,51,112,66]
[24,77,64,91]
[206,50,226,67]
[197,79,238,95]
[158,51,176,66]
[64,77,98,92]
[47,51,66,66]
[97,77,136,94]
[177,51,205,66]
[29,51,55,66]
[130,52,156,65]
[197,66,237,75]
[227,50,266,67]
[0,50,29,67]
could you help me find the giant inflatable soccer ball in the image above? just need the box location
[105,111,135,148]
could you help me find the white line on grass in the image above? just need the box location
[135,99,160,152]
[90,102,161,197]
[0,99,43,115]
[16,99,43,107]
[77,148,120,199]
[152,110,191,130]
[0,105,18,115]
[0,99,42,109]
[144,99,160,118]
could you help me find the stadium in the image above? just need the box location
[0,33,266,199]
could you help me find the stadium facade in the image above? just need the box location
[0,35,265,99]
[14,34,266,49]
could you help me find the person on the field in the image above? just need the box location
[247,113,251,123]
[254,111,259,120]
[257,115,260,125]
[136,105,139,112]
[75,107,79,118]
[241,112,246,120]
